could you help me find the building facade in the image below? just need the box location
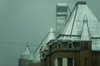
[41,40,100,66]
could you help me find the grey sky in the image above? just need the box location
[0,0,100,66]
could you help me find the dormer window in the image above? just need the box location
[59,44,61,48]
[69,43,72,48]
[67,41,73,48]
[57,42,62,48]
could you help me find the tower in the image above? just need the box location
[56,3,69,36]
[19,44,33,66]
[80,15,92,66]
[41,1,100,66]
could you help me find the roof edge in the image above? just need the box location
[75,1,86,6]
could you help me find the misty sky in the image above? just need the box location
[0,0,100,66]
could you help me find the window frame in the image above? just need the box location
[67,41,73,48]
[58,58,62,66]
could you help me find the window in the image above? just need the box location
[84,42,88,50]
[57,7,67,12]
[58,58,62,66]
[68,58,73,66]
[59,44,61,48]
[69,43,72,48]
[85,58,88,66]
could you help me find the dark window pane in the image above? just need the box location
[85,58,88,66]
[69,44,72,48]
[58,58,62,66]
[68,58,73,66]
[57,7,67,12]
[59,44,61,48]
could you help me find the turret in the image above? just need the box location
[28,53,34,60]
[21,44,31,60]
[81,15,91,41]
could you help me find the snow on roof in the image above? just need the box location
[81,15,91,41]
[33,27,56,63]
[60,2,100,51]
[61,5,77,35]
[33,52,40,63]
[49,27,54,32]
[21,45,31,59]
[57,3,67,7]
[28,53,34,60]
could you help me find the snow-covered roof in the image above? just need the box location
[57,3,68,7]
[42,27,56,48]
[33,52,40,63]
[60,2,100,51]
[33,27,56,63]
[81,15,91,41]
[28,53,34,60]
[62,2,100,37]
[21,45,31,59]
[23,1,100,63]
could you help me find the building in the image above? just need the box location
[19,1,100,66]
[19,44,40,66]
[56,3,70,36]
[41,1,100,66]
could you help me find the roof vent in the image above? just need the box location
[76,1,86,6]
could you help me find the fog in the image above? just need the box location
[0,0,100,66]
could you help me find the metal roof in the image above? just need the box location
[81,15,91,41]
[21,45,31,59]
[60,2,100,51]
[21,1,100,63]
[33,27,56,63]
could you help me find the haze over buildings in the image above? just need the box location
[0,0,100,66]
[19,1,100,66]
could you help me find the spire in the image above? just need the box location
[21,44,31,59]
[81,15,91,41]
[45,27,56,44]
[49,27,54,32]
[33,27,56,63]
